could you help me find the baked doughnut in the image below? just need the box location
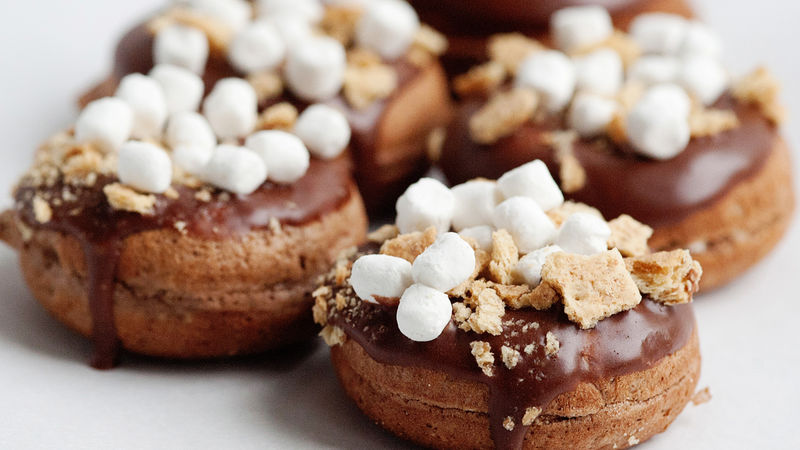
[314,160,702,449]
[409,0,693,76]
[81,0,453,214]
[438,7,795,291]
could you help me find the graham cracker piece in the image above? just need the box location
[344,58,398,110]
[367,224,399,243]
[465,286,505,336]
[312,286,331,326]
[501,345,521,369]
[607,214,653,257]
[32,195,52,224]
[487,33,545,74]
[545,331,560,356]
[488,229,519,284]
[544,130,586,193]
[247,71,283,103]
[689,107,740,138]
[256,102,298,131]
[103,183,157,215]
[469,341,495,376]
[692,387,712,406]
[625,250,702,305]
[547,201,604,227]
[516,282,561,310]
[320,5,362,45]
[320,325,347,347]
[503,417,515,431]
[453,61,506,98]
[542,249,642,329]
[522,407,542,426]
[470,89,539,145]
[380,227,437,263]
[732,67,786,125]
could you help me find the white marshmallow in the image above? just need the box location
[349,254,413,303]
[184,0,252,31]
[555,213,611,255]
[678,55,728,105]
[551,6,613,53]
[493,197,557,254]
[412,232,476,292]
[202,145,268,194]
[567,92,618,138]
[229,21,286,74]
[117,141,173,194]
[285,36,346,101]
[153,24,209,74]
[496,160,564,211]
[293,104,351,159]
[626,84,691,160]
[515,245,564,287]
[515,50,576,112]
[115,74,168,140]
[166,112,217,174]
[450,180,499,231]
[356,0,420,60]
[459,226,494,252]
[680,21,723,59]
[261,14,314,49]
[396,284,452,342]
[149,64,204,114]
[203,78,258,140]
[396,178,455,234]
[75,98,133,152]
[245,130,310,183]
[573,48,623,96]
[628,55,680,85]
[629,13,688,55]
[256,0,323,23]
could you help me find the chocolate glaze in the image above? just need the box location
[327,267,695,449]
[440,94,778,228]
[15,156,353,368]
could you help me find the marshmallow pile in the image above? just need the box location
[351,160,618,342]
[76,67,351,195]
[510,6,728,160]
[157,0,421,102]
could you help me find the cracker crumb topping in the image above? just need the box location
[320,325,347,347]
[470,89,539,145]
[344,57,398,110]
[487,33,545,74]
[380,227,437,263]
[607,214,653,257]
[368,224,399,243]
[690,107,740,138]
[103,183,157,215]
[732,67,786,125]
[503,417,515,431]
[246,71,283,103]
[522,406,542,426]
[256,102,298,131]
[470,341,495,376]
[488,229,519,284]
[32,196,52,224]
[626,250,702,305]
[454,62,507,98]
[501,345,521,369]
[545,331,560,356]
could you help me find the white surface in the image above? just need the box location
[0,1,799,448]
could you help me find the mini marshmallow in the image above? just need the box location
[117,141,173,194]
[555,213,611,255]
[567,92,618,138]
[639,83,692,117]
[629,13,688,55]
[285,36,346,101]
[493,197,557,254]
[573,48,623,96]
[75,98,133,152]
[412,232,476,292]
[396,284,452,342]
[496,160,564,211]
[515,245,564,287]
[153,24,209,74]
[185,0,252,31]
[515,50,576,112]
[115,74,168,140]
[356,0,420,60]
[256,0,323,23]
[203,78,258,140]
[627,55,680,85]
[229,21,286,74]
[551,6,613,53]
[678,55,728,105]
[451,180,499,231]
[166,112,217,174]
[349,254,413,303]
[627,84,691,160]
[149,64,204,114]
[202,145,267,194]
[680,21,723,59]
[459,226,494,252]
[293,104,351,159]
[261,14,314,49]
[245,130,310,183]
[396,177,455,234]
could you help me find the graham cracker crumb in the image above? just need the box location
[452,302,472,326]
[503,417,515,431]
[312,286,331,326]
[575,30,642,67]
[335,292,347,311]
[501,345,521,369]
[453,61,507,98]
[488,33,545,74]
[174,221,187,234]
[103,183,156,215]
[380,227,437,263]
[542,249,642,329]
[247,71,283,103]
[606,111,628,145]
[494,282,536,309]
[413,25,448,57]
[319,325,347,347]
[517,282,561,310]
[466,286,505,335]
[522,407,542,426]
[470,89,539,145]
[368,224,399,243]
[334,260,352,287]
[545,130,586,193]
[320,6,362,45]
[692,387,712,406]
[547,201,604,227]
[32,195,52,224]
[732,67,786,125]
[344,59,398,110]
[470,341,495,376]
[689,107,740,138]
[626,250,702,305]
[164,187,179,200]
[607,214,653,257]
[524,344,536,355]
[256,102,298,131]
[268,217,282,235]
[628,436,640,446]
[426,127,446,163]
[545,331,560,356]
[194,189,212,202]
[488,229,519,284]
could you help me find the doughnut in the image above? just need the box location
[314,161,702,449]
[438,7,795,291]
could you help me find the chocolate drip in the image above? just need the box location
[440,94,777,228]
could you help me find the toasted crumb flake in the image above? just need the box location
[547,201,604,227]
[545,130,586,193]
[426,127,446,163]
[732,67,786,125]
[452,302,472,326]
[466,287,505,335]
[501,345,521,369]
[489,229,519,284]
[470,89,538,145]
[488,33,545,74]
[626,250,702,305]
[103,183,156,215]
[344,61,398,110]
[247,71,283,103]
[690,107,740,138]
[32,196,52,223]
[470,341,495,376]
[413,25,448,56]
[503,417,515,431]
[334,261,351,287]
[522,406,542,426]
[320,325,347,347]
[194,189,212,202]
[368,224,399,243]
[320,6,362,45]
[453,61,506,97]
[692,387,712,406]
[174,221,188,234]
[380,227,437,263]
[542,250,642,329]
[256,102,298,131]
[607,214,653,257]
[312,286,331,326]
[545,331,560,356]
[335,292,348,311]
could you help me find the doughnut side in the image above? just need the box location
[331,329,700,449]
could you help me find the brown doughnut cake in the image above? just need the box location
[438,7,795,291]
[314,161,703,449]
[81,1,453,214]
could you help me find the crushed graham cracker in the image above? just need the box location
[515,283,561,310]
[256,102,298,131]
[501,345,521,369]
[453,61,507,98]
[319,6,362,45]
[545,130,586,193]
[344,60,398,110]
[732,67,786,125]
[692,387,712,406]
[32,195,52,224]
[547,201,604,227]
[522,407,542,426]
[320,325,347,347]
[607,214,653,257]
[413,25,448,57]
[470,89,539,145]
[503,417,515,431]
[465,286,505,335]
[488,229,518,284]
[312,286,332,326]
[367,224,399,243]
[380,227,437,263]
[247,71,283,103]
[103,183,156,215]
[487,33,545,74]
[626,250,702,305]
[690,107,740,138]
[545,331,560,356]
[470,341,495,376]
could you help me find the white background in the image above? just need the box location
[0,1,798,448]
